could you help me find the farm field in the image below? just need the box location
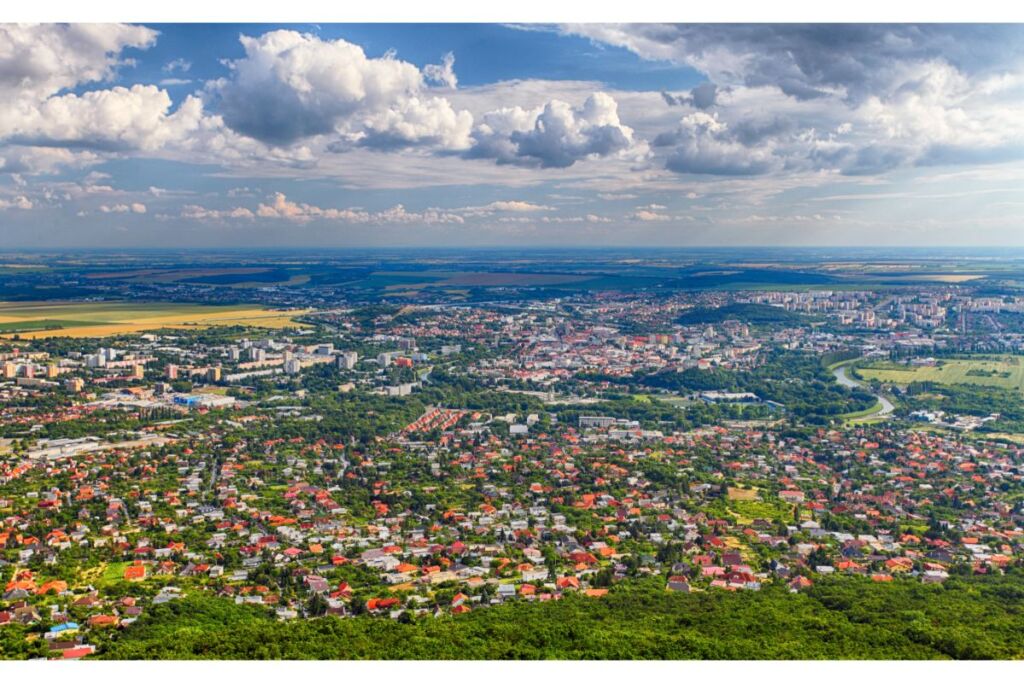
[856,356,1024,393]
[0,301,308,338]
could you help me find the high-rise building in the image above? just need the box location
[207,366,222,383]
[284,358,301,375]
[338,352,358,370]
[166,364,179,380]
[132,365,145,380]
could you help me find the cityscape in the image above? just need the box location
[2,18,1024,666]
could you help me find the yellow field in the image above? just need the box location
[0,301,309,339]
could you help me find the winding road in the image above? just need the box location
[832,363,895,419]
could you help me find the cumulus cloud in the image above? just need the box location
[661,83,719,109]
[482,200,551,212]
[469,92,644,168]
[99,202,146,214]
[424,52,458,89]
[0,146,101,174]
[0,23,157,102]
[0,195,33,210]
[655,111,781,176]
[565,24,1024,103]
[339,95,473,151]
[210,30,472,151]
[179,192,465,225]
[563,24,1024,176]
[0,25,233,171]
[180,205,256,221]
[631,209,671,221]
[6,86,204,152]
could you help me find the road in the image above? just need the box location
[832,363,895,418]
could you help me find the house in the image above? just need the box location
[788,576,813,592]
[666,576,691,592]
[124,562,147,582]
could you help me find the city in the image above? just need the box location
[2,16,1024,667]
[2,250,1024,658]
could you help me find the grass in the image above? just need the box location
[82,561,131,588]
[729,499,793,524]
[971,432,1024,444]
[840,399,884,422]
[0,301,308,339]
[857,356,1024,393]
[727,486,761,501]
[0,318,98,333]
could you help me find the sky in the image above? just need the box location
[1,22,1023,248]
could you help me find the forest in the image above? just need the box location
[96,575,1024,660]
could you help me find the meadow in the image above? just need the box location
[856,356,1024,393]
[0,301,308,338]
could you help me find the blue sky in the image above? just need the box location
[1,22,1023,247]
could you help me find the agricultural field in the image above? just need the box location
[0,301,308,338]
[856,356,1024,393]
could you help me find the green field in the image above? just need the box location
[857,356,1024,393]
[0,318,98,333]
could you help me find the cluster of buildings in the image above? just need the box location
[3,283,1024,657]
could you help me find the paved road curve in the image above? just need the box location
[832,363,895,417]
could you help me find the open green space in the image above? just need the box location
[857,356,1024,393]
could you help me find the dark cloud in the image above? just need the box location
[661,82,719,109]
[569,24,1024,104]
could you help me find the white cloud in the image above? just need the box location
[180,205,256,221]
[343,95,473,151]
[6,86,204,152]
[0,146,101,174]
[655,111,781,176]
[162,58,191,73]
[210,30,472,151]
[0,23,157,102]
[631,209,671,221]
[179,192,465,226]
[0,195,32,210]
[567,24,1024,176]
[458,200,554,216]
[98,202,146,214]
[469,92,645,168]
[424,52,458,89]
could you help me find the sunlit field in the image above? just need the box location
[0,301,308,338]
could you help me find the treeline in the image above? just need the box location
[638,351,876,423]
[901,381,1024,431]
[96,575,1024,660]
